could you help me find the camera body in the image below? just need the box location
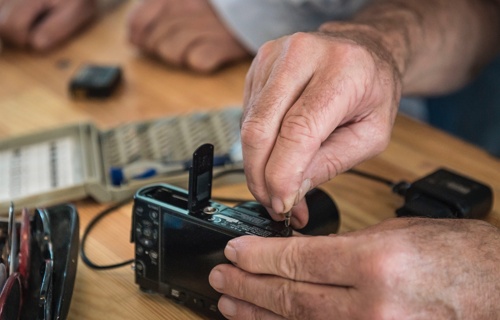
[130,144,339,319]
[131,183,292,318]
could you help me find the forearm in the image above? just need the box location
[323,0,500,95]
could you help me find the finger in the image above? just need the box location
[240,43,283,204]
[240,46,275,207]
[29,0,97,51]
[155,26,208,67]
[241,41,279,108]
[263,72,376,212]
[210,264,355,319]
[217,295,286,320]
[0,0,48,47]
[127,0,169,47]
[149,17,205,66]
[186,38,249,73]
[240,35,316,211]
[244,39,284,104]
[223,235,361,285]
[242,61,254,108]
[241,40,284,144]
[140,16,177,54]
[290,197,309,229]
[301,113,393,189]
[151,13,248,71]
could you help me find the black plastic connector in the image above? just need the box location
[69,64,122,99]
[395,168,493,219]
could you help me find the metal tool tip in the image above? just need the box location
[284,211,291,227]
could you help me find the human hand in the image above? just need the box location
[0,0,97,51]
[209,218,500,319]
[240,29,402,228]
[127,0,250,73]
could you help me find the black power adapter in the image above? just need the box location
[69,64,122,99]
[394,168,493,219]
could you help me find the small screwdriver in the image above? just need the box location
[284,211,292,227]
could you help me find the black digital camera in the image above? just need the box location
[130,144,339,319]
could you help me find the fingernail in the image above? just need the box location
[219,296,237,317]
[225,242,237,263]
[209,269,225,291]
[295,179,311,205]
[271,196,284,213]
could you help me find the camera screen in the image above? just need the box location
[161,213,232,300]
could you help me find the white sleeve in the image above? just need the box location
[209,0,369,53]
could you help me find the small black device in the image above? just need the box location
[396,168,493,219]
[69,64,122,99]
[130,144,339,319]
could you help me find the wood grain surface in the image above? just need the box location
[0,1,498,319]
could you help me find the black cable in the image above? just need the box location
[80,196,134,270]
[346,168,396,186]
[346,169,411,196]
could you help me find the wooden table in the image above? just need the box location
[0,2,499,319]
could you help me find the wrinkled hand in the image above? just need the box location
[0,0,97,51]
[241,28,401,228]
[127,0,250,73]
[209,218,500,319]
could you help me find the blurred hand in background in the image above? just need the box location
[127,0,250,73]
[0,0,98,51]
